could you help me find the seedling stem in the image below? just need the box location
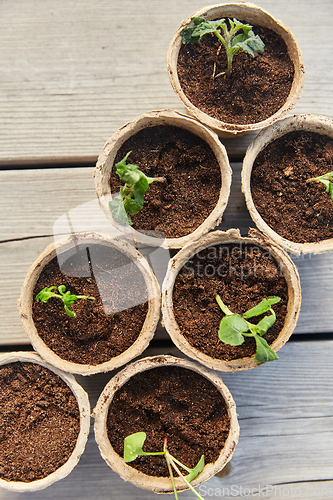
[123,432,205,500]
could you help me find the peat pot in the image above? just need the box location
[0,352,90,492]
[242,114,333,255]
[167,2,304,137]
[93,355,239,494]
[18,232,160,375]
[93,109,232,249]
[162,229,301,372]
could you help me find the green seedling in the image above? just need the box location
[181,16,265,77]
[109,151,165,226]
[36,285,95,317]
[306,171,333,201]
[124,432,205,500]
[215,295,281,363]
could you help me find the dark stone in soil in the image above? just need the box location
[177,25,294,125]
[107,365,230,477]
[173,243,288,360]
[251,130,333,243]
[32,243,148,365]
[0,362,80,482]
[110,125,222,238]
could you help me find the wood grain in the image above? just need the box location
[0,0,332,165]
[0,1,332,498]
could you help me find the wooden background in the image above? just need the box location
[0,0,332,498]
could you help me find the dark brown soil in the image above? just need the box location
[107,365,230,477]
[32,243,148,365]
[172,243,288,361]
[251,130,333,243]
[0,361,80,483]
[110,125,222,238]
[177,25,294,125]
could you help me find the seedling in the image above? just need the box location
[306,171,333,200]
[109,151,165,226]
[36,285,95,317]
[215,295,281,363]
[124,431,205,500]
[181,17,265,77]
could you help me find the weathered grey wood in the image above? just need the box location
[0,0,332,497]
[0,0,332,165]
[1,164,333,345]
[0,341,331,499]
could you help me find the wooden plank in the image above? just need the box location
[0,341,331,499]
[1,165,333,345]
[0,0,332,164]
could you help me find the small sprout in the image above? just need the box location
[215,295,281,363]
[124,432,205,500]
[306,171,333,201]
[36,285,96,317]
[181,17,265,77]
[109,151,165,226]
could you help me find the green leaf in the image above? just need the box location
[36,286,57,302]
[115,151,142,185]
[123,432,164,463]
[120,168,141,185]
[57,284,66,294]
[247,34,265,53]
[234,39,254,57]
[134,174,149,202]
[114,151,132,170]
[186,455,205,482]
[254,335,279,363]
[243,297,281,319]
[323,179,331,191]
[257,310,276,335]
[123,432,147,462]
[109,196,132,225]
[181,17,224,44]
[229,18,253,37]
[63,293,80,306]
[307,172,333,201]
[218,314,248,345]
[235,33,265,57]
[64,304,76,317]
[123,197,142,215]
[133,186,145,207]
[231,32,246,46]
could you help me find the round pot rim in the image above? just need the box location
[0,351,90,492]
[93,108,232,249]
[161,229,302,372]
[242,113,333,255]
[18,231,161,375]
[167,2,304,137]
[93,354,239,493]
